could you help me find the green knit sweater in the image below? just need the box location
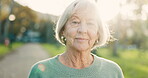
[29,54,124,78]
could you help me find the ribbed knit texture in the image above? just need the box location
[29,54,124,78]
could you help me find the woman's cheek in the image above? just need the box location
[89,31,98,45]
[66,30,76,44]
[88,39,95,47]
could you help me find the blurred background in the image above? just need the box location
[0,0,148,78]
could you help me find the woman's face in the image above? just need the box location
[63,6,99,52]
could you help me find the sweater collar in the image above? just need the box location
[50,53,102,77]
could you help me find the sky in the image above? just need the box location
[14,0,120,21]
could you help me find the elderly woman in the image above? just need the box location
[29,0,124,78]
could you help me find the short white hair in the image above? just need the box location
[55,0,111,49]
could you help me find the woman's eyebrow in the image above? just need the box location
[87,18,97,21]
[70,15,80,21]
[71,13,80,18]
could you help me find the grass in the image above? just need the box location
[0,42,24,58]
[97,48,148,78]
[41,44,148,78]
[0,45,9,57]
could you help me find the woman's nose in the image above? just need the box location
[77,23,87,34]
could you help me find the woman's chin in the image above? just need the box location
[74,44,90,52]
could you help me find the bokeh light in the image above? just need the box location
[9,14,16,21]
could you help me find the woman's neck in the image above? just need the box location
[59,48,94,69]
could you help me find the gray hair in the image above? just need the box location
[55,0,112,49]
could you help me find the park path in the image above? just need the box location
[0,43,50,78]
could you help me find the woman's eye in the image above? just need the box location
[87,22,95,25]
[71,21,80,25]
[87,23,93,25]
[87,22,97,27]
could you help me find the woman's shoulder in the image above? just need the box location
[30,55,59,72]
[28,55,59,78]
[93,54,124,78]
[31,55,58,68]
[94,54,122,71]
[31,58,50,69]
[29,55,58,74]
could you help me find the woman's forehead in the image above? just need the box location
[70,13,97,21]
[71,1,99,18]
